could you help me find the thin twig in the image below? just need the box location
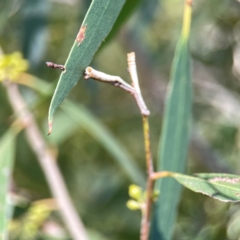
[127,52,154,240]
[140,116,154,240]
[46,62,65,71]
[4,81,88,240]
[84,67,150,116]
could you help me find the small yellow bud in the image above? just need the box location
[126,200,140,210]
[0,52,29,81]
[152,190,160,201]
[129,184,142,200]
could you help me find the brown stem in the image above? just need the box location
[140,116,154,240]
[4,81,88,240]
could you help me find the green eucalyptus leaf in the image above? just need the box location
[48,0,126,133]
[172,173,240,202]
[152,38,192,239]
[0,129,17,239]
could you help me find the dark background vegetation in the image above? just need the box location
[1,0,240,239]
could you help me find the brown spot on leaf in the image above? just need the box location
[76,25,87,46]
[235,193,240,196]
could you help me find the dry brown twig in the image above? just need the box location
[4,81,88,240]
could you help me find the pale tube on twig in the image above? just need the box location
[84,66,150,116]
[127,52,149,116]
[84,67,134,93]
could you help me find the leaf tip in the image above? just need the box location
[48,120,53,136]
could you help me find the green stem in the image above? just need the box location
[151,171,173,180]
[181,0,192,40]
[140,115,154,240]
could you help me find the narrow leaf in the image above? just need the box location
[48,0,126,134]
[61,100,145,186]
[172,173,240,202]
[152,1,192,238]
[0,129,17,240]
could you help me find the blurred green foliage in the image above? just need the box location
[1,0,240,239]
